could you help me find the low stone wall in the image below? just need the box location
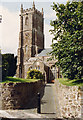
[55,80,83,119]
[0,80,45,110]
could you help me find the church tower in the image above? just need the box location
[16,2,44,78]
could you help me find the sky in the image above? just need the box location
[0,0,68,55]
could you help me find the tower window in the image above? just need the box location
[25,17,28,25]
[25,45,28,53]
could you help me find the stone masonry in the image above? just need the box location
[55,80,83,119]
[0,80,45,110]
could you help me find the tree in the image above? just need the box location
[50,1,83,80]
[2,56,9,79]
[2,54,17,80]
[0,49,2,81]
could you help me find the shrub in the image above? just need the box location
[27,69,43,79]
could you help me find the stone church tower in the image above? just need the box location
[16,2,44,78]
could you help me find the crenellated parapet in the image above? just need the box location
[22,8,43,16]
[21,1,43,16]
[35,8,43,16]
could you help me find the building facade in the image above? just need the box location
[16,2,59,82]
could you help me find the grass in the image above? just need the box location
[58,78,83,86]
[0,76,40,83]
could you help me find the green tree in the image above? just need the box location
[50,1,83,80]
[2,57,9,79]
[2,54,17,80]
[0,49,2,81]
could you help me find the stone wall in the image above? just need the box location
[55,80,83,119]
[0,80,45,110]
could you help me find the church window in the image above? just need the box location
[35,66,40,70]
[25,16,28,25]
[38,66,40,70]
[36,66,38,70]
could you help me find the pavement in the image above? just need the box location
[41,83,56,118]
[0,83,59,119]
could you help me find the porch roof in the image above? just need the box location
[36,48,52,57]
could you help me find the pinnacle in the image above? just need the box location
[33,0,35,9]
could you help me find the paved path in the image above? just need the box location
[0,83,58,119]
[41,83,56,118]
[0,110,42,119]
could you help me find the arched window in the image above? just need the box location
[25,17,28,25]
[36,66,38,70]
[38,66,40,70]
[35,66,40,70]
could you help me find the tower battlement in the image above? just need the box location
[22,1,43,16]
[22,8,43,16]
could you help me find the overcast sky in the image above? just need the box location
[0,0,68,55]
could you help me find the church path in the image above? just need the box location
[41,83,57,118]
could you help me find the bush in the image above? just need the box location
[26,69,43,79]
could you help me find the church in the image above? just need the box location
[16,2,59,83]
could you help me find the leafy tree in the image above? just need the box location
[2,54,17,80]
[0,50,2,81]
[50,1,83,80]
[2,56,9,79]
